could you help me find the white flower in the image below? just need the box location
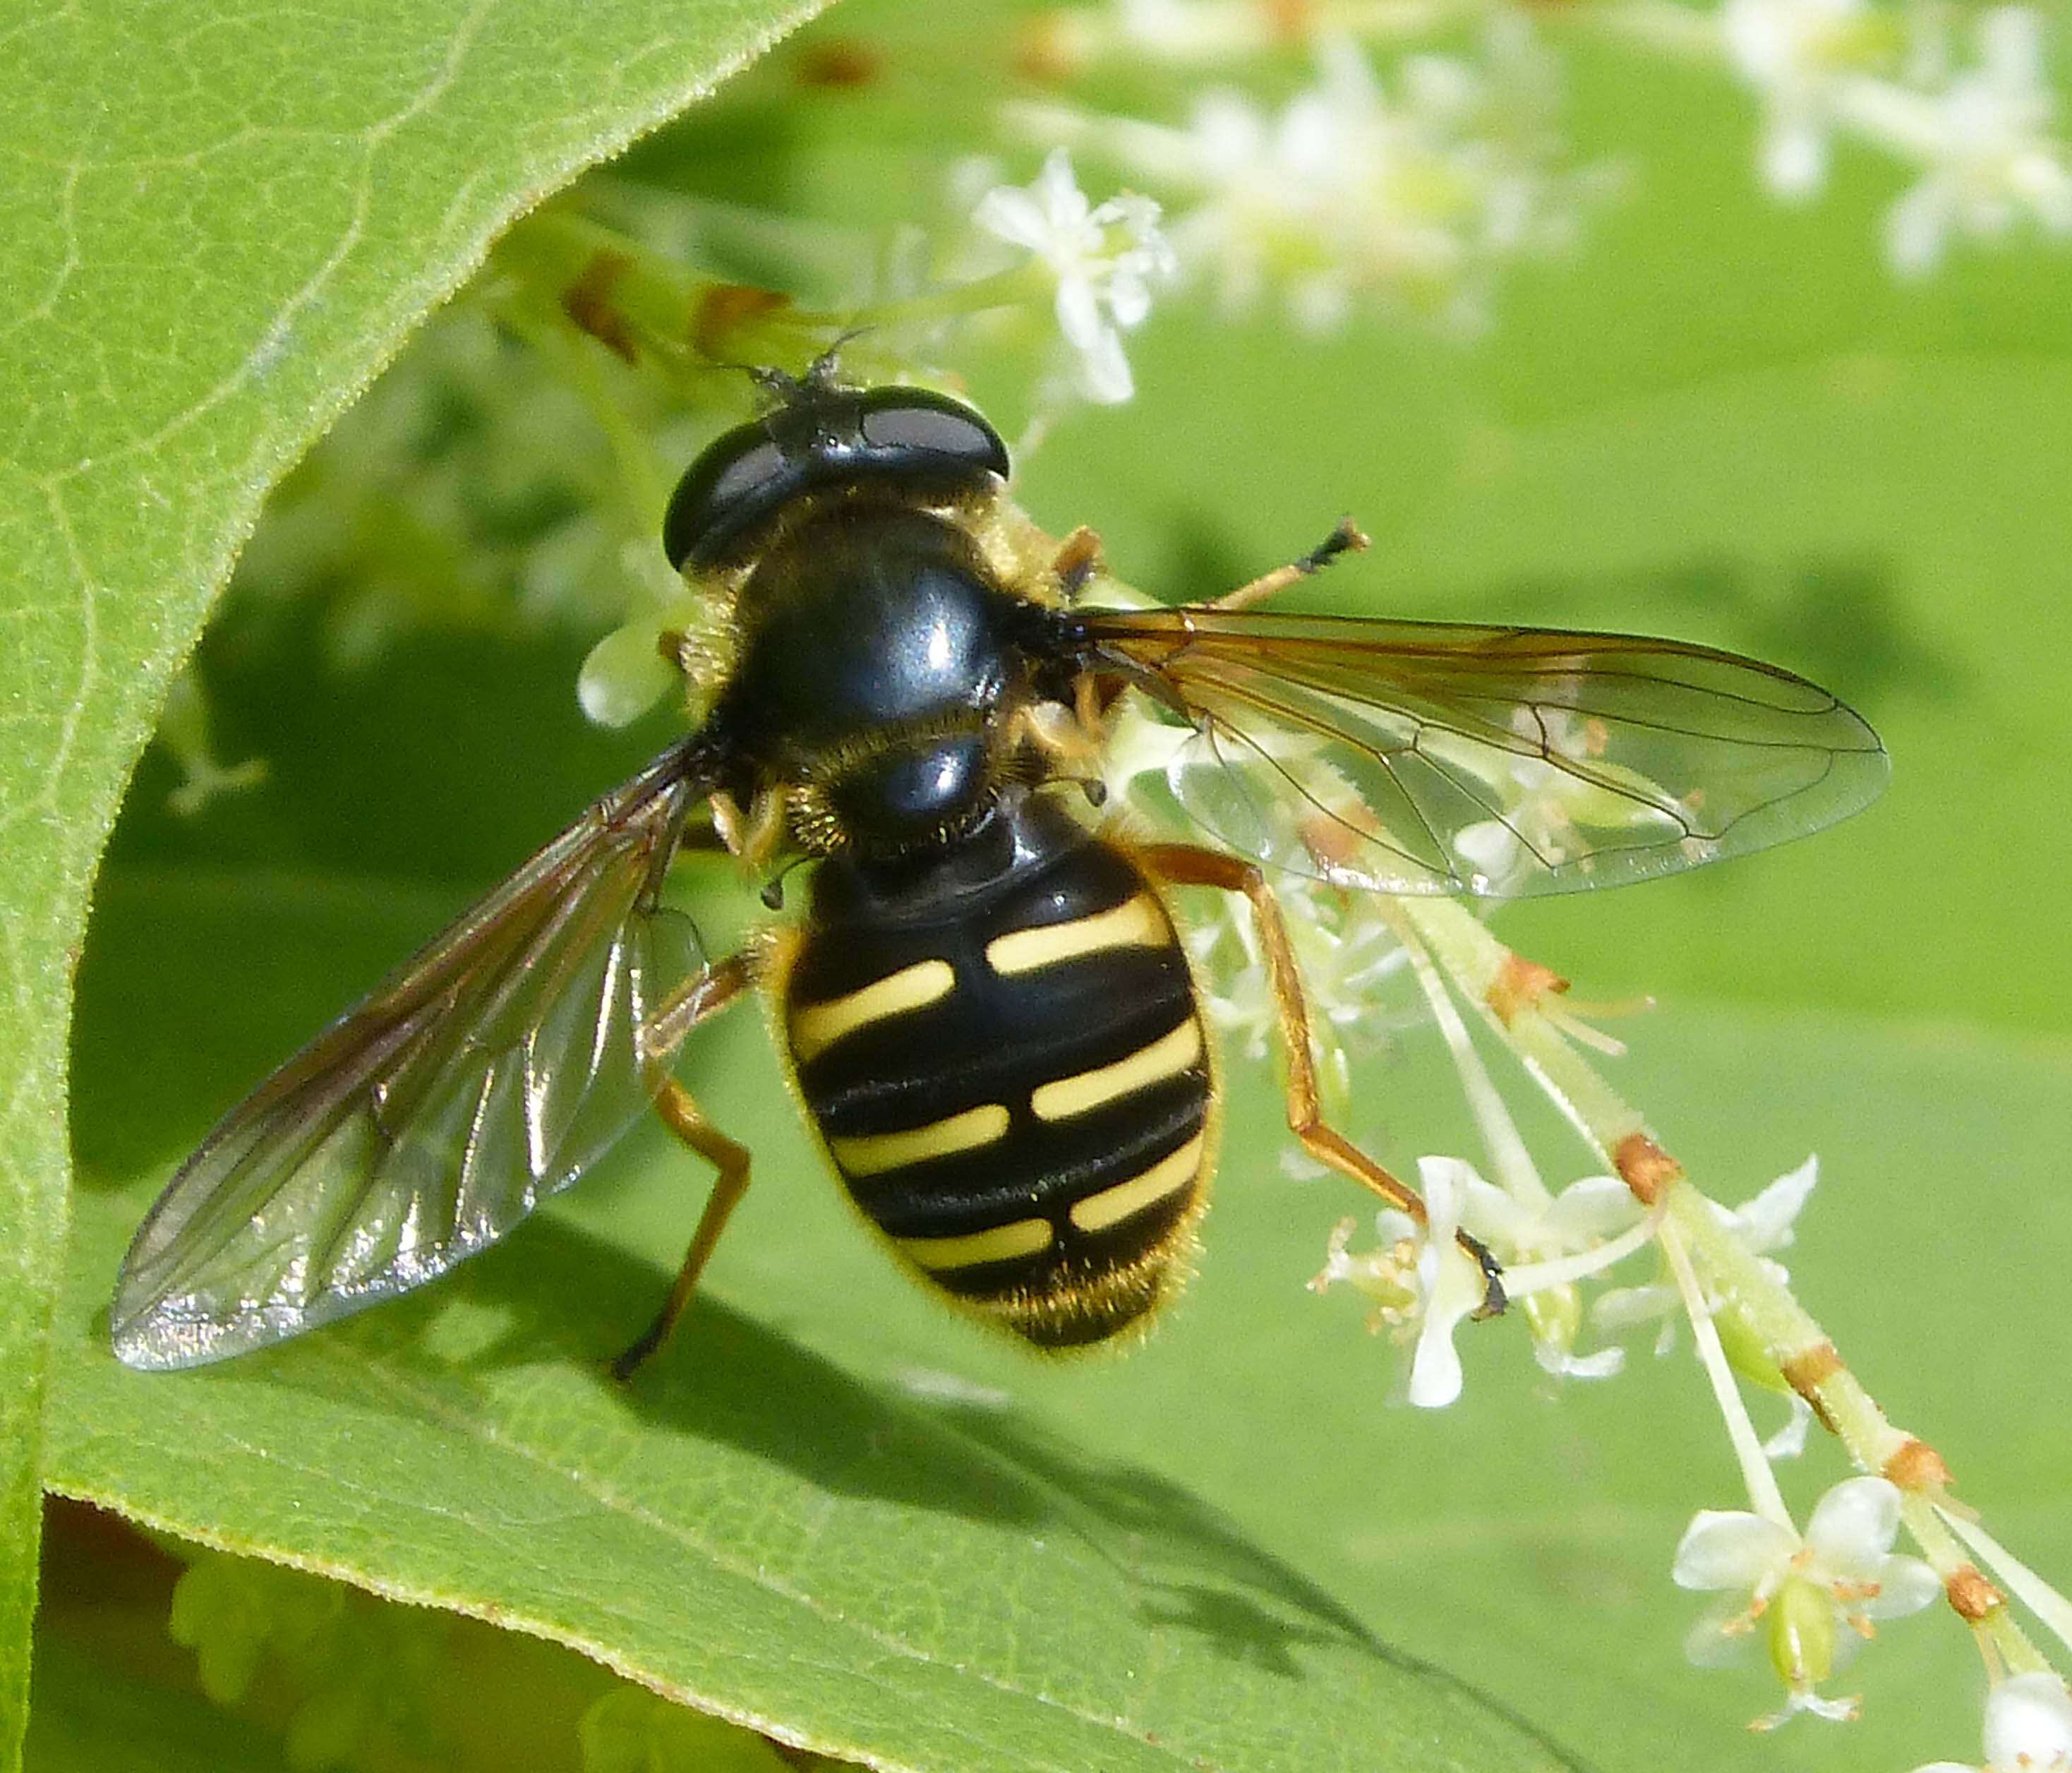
[1723,0,1889,196]
[1433,1156,1648,1380]
[1913,1671,2072,1773]
[1594,1155,1819,1347]
[1311,1158,1488,1407]
[1088,23,1609,335]
[1675,1477,1940,1727]
[972,149,1174,404]
[1878,8,2072,277]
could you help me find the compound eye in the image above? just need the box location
[661,384,1013,572]
[857,390,1011,481]
[662,427,790,570]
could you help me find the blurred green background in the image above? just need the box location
[47,3,2072,1771]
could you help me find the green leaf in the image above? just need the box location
[0,1,829,1762]
[52,862,1588,1772]
[24,1635,290,1773]
[48,843,2072,1773]
[31,6,2072,1769]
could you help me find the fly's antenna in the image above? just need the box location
[801,325,876,391]
[724,328,879,413]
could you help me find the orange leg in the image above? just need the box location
[614,956,757,1378]
[1138,843,1505,1317]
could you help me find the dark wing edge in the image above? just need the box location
[1082,608,1889,897]
[112,740,721,1370]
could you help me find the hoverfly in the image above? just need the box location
[112,363,1887,1376]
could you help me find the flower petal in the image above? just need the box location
[1073,321,1135,404]
[1761,113,1831,200]
[1106,270,1152,330]
[1035,148,1090,229]
[1544,1174,1645,1244]
[1730,1155,1818,1252]
[1887,174,1956,280]
[1414,1155,1471,1243]
[1533,1340,1625,1381]
[1406,1314,1465,1408]
[1407,1246,1486,1409]
[1683,1597,1759,1669]
[1592,1282,1680,1329]
[1761,1393,1814,1460]
[1980,6,2044,96]
[1981,1671,2072,1768]
[1860,1553,1942,1621]
[1805,1477,1901,1571]
[1673,1510,1797,1591]
[1054,272,1105,353]
[972,186,1050,253]
[1368,1221,1423,1262]
[1459,1174,1529,1246]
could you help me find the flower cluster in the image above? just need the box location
[1721,0,2072,275]
[1168,851,2070,1742]
[1011,20,1615,337]
[971,148,1175,403]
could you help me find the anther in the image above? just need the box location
[1488,953,1570,1026]
[1882,1438,1953,1493]
[1613,1132,1683,1206]
[1944,1564,2003,1623]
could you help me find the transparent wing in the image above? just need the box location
[112,742,718,1369]
[1083,608,1888,896]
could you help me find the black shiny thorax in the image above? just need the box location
[722,505,1020,752]
[714,501,1048,850]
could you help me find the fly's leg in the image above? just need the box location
[1050,524,1105,597]
[1136,843,1505,1317]
[613,953,757,1378]
[612,1079,754,1379]
[1202,517,1368,613]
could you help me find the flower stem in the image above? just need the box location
[1659,1212,1793,1528]
[1939,1510,2072,1673]
[1384,901,1553,1211]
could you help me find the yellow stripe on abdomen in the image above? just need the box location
[984,894,1169,976]
[898,1217,1054,1273]
[790,958,956,1062]
[1068,1133,1207,1234]
[828,1104,1011,1177]
[1030,1018,1203,1122]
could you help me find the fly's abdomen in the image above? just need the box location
[783,804,1214,1347]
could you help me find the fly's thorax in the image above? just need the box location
[716,503,1050,854]
[778,793,1217,1348]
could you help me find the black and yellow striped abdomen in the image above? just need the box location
[782,793,1215,1347]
